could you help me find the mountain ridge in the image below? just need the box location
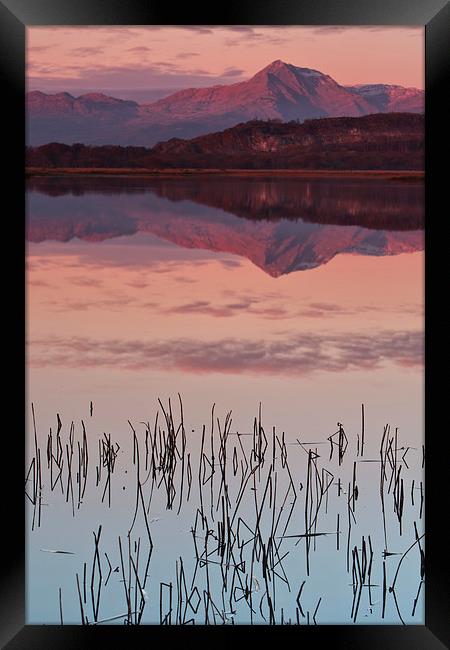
[27,60,424,146]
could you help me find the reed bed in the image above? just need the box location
[26,397,424,625]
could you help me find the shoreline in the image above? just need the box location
[26,167,424,181]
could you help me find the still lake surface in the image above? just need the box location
[26,175,424,625]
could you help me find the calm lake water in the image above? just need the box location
[26,175,424,625]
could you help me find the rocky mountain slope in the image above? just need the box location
[27,113,424,170]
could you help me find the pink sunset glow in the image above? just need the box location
[27,26,424,101]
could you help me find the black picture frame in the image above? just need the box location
[1,0,449,647]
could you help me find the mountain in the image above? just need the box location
[140,60,374,124]
[27,175,424,276]
[346,84,424,113]
[27,60,424,146]
[27,113,424,171]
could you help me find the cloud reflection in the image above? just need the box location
[28,330,423,375]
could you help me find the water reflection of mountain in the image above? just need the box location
[28,175,424,229]
[27,176,424,276]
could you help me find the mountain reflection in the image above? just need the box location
[27,175,424,276]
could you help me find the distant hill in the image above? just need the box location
[26,113,424,171]
[27,60,424,146]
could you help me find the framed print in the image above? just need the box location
[1,0,449,647]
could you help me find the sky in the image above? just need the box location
[27,26,424,103]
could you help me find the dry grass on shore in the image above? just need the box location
[26,166,424,181]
